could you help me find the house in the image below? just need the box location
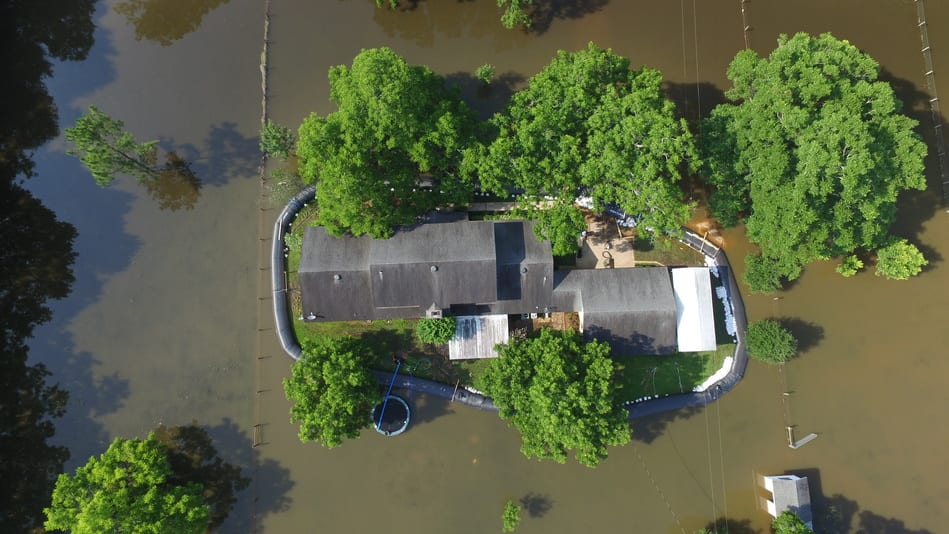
[298,219,714,357]
[759,474,815,531]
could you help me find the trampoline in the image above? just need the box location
[372,395,410,436]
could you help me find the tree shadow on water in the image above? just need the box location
[774,317,824,354]
[629,405,703,444]
[782,468,935,534]
[519,492,553,518]
[393,390,454,431]
[878,69,946,248]
[187,418,294,534]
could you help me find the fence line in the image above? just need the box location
[915,0,949,201]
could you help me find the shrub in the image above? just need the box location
[875,238,927,280]
[260,120,295,159]
[476,63,496,84]
[416,317,457,344]
[835,255,863,277]
[745,319,797,364]
[502,500,521,532]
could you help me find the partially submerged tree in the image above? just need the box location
[64,105,158,186]
[502,499,522,532]
[283,337,381,447]
[479,328,630,467]
[874,238,927,280]
[745,319,798,364]
[260,119,296,160]
[471,43,697,253]
[297,47,477,238]
[44,435,210,534]
[701,33,927,291]
[772,510,814,534]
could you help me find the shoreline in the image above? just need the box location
[270,187,749,419]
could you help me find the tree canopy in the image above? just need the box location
[283,337,381,447]
[479,328,630,467]
[701,32,927,291]
[296,47,477,238]
[874,238,928,280]
[745,319,798,364]
[65,105,159,186]
[772,510,814,534]
[44,435,210,534]
[471,42,697,253]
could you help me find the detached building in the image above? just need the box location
[298,219,715,358]
[759,474,815,532]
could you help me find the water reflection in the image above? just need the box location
[114,0,230,46]
[0,182,78,532]
[528,0,609,34]
[0,0,95,179]
[371,0,529,50]
[143,152,202,211]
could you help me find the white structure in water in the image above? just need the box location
[759,474,814,532]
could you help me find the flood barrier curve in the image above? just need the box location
[271,190,746,419]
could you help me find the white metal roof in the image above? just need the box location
[671,267,717,352]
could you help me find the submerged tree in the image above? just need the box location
[283,337,381,447]
[471,43,697,253]
[297,47,477,238]
[745,319,798,364]
[874,238,928,280]
[45,435,210,534]
[65,106,158,186]
[479,328,630,467]
[701,33,927,291]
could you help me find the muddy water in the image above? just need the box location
[27,0,949,532]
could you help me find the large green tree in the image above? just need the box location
[44,435,210,534]
[65,106,159,186]
[772,510,814,534]
[701,33,927,292]
[283,337,381,448]
[297,47,477,238]
[479,328,630,467]
[471,43,697,253]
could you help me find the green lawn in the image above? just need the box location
[613,343,734,401]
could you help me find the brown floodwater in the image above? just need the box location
[27,0,949,532]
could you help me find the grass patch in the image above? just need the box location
[291,317,471,384]
[613,343,734,401]
[631,234,705,267]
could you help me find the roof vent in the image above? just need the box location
[430,265,438,273]
[520,266,529,275]
[333,274,341,281]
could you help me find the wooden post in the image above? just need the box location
[450,380,460,402]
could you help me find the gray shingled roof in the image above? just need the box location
[299,220,552,321]
[298,221,677,355]
[552,268,677,355]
